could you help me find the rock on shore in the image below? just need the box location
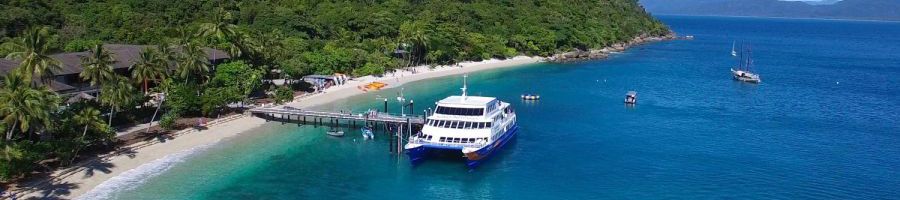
[548,32,677,63]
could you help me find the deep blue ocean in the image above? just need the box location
[93,16,900,199]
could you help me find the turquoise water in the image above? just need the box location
[96,16,899,199]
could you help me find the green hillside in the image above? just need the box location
[2,0,669,76]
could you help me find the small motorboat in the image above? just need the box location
[361,126,374,140]
[326,129,345,137]
[624,91,637,104]
[521,94,540,100]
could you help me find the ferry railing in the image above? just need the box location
[408,136,487,148]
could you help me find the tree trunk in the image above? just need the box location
[108,107,115,127]
[146,99,164,133]
[143,80,149,94]
[5,120,17,141]
[69,125,90,165]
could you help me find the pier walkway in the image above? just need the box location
[249,107,425,125]
[249,106,425,153]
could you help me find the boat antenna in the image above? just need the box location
[461,74,468,99]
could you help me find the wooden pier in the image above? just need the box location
[248,106,426,153]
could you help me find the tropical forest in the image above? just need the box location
[0,0,668,182]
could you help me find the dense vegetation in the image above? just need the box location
[0,0,667,182]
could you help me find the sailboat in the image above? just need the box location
[731,41,737,57]
[731,42,761,83]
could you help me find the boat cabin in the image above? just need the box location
[625,91,637,104]
[418,95,510,148]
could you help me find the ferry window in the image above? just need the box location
[436,106,484,116]
[463,122,472,129]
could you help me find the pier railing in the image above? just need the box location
[248,107,426,154]
[248,107,426,124]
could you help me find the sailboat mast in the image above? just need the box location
[738,42,744,70]
[747,43,753,72]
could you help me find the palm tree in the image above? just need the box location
[5,27,62,87]
[398,21,429,70]
[69,107,104,164]
[0,72,58,140]
[130,47,167,94]
[99,76,137,126]
[176,43,210,83]
[198,8,240,60]
[79,45,116,87]
[198,8,238,45]
[156,44,178,74]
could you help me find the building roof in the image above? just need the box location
[66,92,96,104]
[437,96,497,107]
[0,44,230,76]
[0,59,17,75]
[302,75,335,80]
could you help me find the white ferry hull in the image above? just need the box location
[405,124,518,169]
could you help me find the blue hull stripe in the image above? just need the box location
[465,125,518,169]
[406,123,519,169]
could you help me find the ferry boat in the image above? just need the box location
[405,76,518,169]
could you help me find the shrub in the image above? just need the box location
[273,86,294,104]
[160,112,179,130]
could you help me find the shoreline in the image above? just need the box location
[10,56,544,199]
[10,33,673,199]
[549,32,677,62]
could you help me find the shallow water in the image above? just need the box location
[99,16,900,199]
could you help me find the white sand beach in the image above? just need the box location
[11,56,544,199]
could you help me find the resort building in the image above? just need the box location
[0,44,229,98]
